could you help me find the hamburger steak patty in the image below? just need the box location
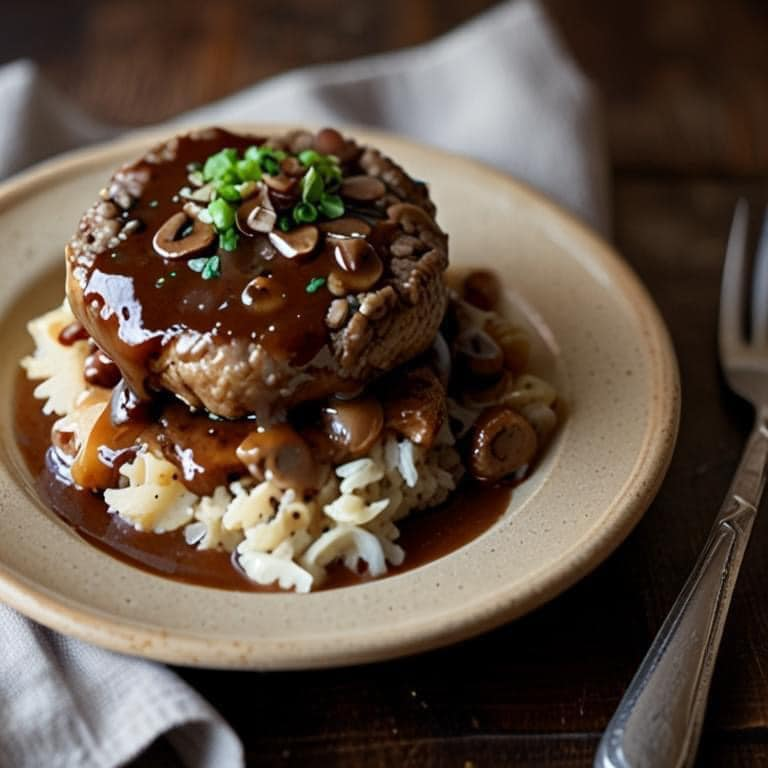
[66,128,449,421]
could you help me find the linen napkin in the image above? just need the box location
[0,1,608,766]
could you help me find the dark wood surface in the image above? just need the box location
[3,1,768,765]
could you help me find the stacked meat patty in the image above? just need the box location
[66,127,449,422]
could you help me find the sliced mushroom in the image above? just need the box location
[236,425,319,491]
[152,212,216,260]
[462,269,501,311]
[280,156,305,177]
[268,225,319,259]
[267,189,298,212]
[58,321,88,346]
[241,276,285,312]
[454,328,504,380]
[314,127,345,155]
[463,371,514,409]
[382,366,446,448]
[318,217,372,238]
[340,175,386,202]
[328,238,383,293]
[84,349,121,389]
[263,174,298,194]
[180,182,215,203]
[237,189,276,235]
[313,127,352,159]
[322,396,384,458]
[469,406,538,482]
[386,202,443,234]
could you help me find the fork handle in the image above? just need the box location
[594,407,768,768]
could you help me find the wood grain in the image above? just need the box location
[2,1,767,766]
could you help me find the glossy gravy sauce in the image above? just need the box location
[70,130,400,406]
[14,371,511,592]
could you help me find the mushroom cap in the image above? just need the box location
[237,424,319,491]
[322,396,384,458]
[469,406,538,482]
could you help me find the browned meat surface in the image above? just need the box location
[66,127,448,421]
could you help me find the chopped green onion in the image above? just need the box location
[317,162,342,186]
[208,198,235,230]
[203,148,238,181]
[236,157,262,182]
[220,169,240,186]
[262,158,280,176]
[148,199,159,208]
[318,193,344,219]
[188,257,207,273]
[217,184,241,203]
[293,201,318,224]
[298,149,322,166]
[300,166,324,203]
[202,254,222,280]
[245,146,287,176]
[305,276,326,293]
[155,276,165,287]
[197,208,213,224]
[187,170,204,187]
[219,227,239,252]
[277,214,293,232]
[236,180,258,199]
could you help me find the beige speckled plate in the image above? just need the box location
[0,126,679,669]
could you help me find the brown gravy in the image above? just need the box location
[13,370,511,592]
[68,129,402,411]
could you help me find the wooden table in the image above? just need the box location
[3,1,768,765]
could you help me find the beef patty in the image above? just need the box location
[66,127,448,421]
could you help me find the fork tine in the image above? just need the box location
[719,199,749,358]
[751,206,768,346]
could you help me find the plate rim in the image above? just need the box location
[0,125,680,669]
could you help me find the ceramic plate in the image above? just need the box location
[0,126,679,669]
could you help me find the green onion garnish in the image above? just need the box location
[293,202,318,224]
[208,198,235,230]
[219,228,239,252]
[319,193,344,219]
[305,277,326,293]
[201,254,221,280]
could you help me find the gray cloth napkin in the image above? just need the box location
[0,1,608,766]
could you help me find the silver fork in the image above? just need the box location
[594,200,768,768]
